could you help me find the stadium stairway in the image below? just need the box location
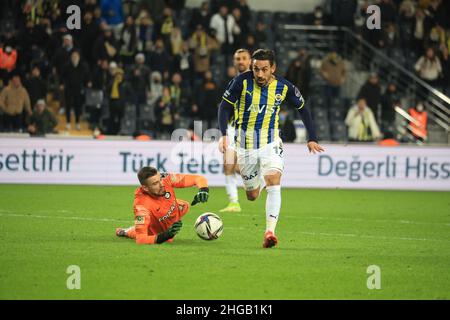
[48,94,93,136]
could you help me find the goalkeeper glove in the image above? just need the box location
[156,220,183,244]
[191,187,209,206]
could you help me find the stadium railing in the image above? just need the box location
[280,24,450,144]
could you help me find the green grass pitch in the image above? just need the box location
[0,184,449,299]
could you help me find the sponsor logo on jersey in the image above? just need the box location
[159,202,176,222]
[135,216,145,225]
[246,104,276,114]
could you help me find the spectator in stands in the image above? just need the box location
[357,73,382,115]
[170,26,184,56]
[245,35,257,53]
[171,42,194,87]
[427,23,447,49]
[155,7,175,53]
[310,6,326,26]
[107,64,125,135]
[439,45,450,95]
[101,0,125,39]
[398,0,416,50]
[149,38,169,79]
[414,47,442,87]
[231,7,247,49]
[189,25,219,79]
[189,1,211,34]
[409,101,428,141]
[253,22,267,47]
[197,70,219,129]
[381,83,401,128]
[209,5,237,58]
[17,20,38,72]
[378,0,397,25]
[330,0,357,28]
[279,109,296,142]
[24,65,47,107]
[130,67,148,106]
[320,49,346,100]
[412,8,426,55]
[234,0,251,23]
[27,99,58,136]
[0,73,32,132]
[85,0,98,14]
[168,72,189,115]
[52,34,75,79]
[119,15,138,66]
[92,59,111,92]
[285,48,311,100]
[140,0,166,24]
[81,11,101,69]
[135,9,154,52]
[0,45,17,85]
[60,50,91,131]
[221,65,237,93]
[148,71,163,106]
[155,86,176,135]
[132,53,151,91]
[345,98,381,142]
[93,26,119,63]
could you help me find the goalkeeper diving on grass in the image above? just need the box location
[115,166,209,244]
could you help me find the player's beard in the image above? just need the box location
[238,64,247,73]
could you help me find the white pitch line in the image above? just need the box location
[0,212,130,223]
[1,212,450,243]
[233,213,450,227]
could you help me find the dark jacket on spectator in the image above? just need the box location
[357,81,382,113]
[29,108,57,135]
[61,61,90,93]
[24,75,47,107]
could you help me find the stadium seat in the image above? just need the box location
[329,107,346,121]
[310,86,327,99]
[329,98,344,110]
[257,11,273,26]
[330,121,348,142]
[273,12,290,24]
[124,103,137,118]
[311,95,326,109]
[290,13,307,24]
[138,119,154,132]
[139,104,155,121]
[312,107,329,122]
[316,121,331,141]
[119,117,136,135]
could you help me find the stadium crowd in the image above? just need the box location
[0,0,448,142]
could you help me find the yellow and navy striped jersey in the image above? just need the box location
[222,71,305,149]
[223,78,240,127]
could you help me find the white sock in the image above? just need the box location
[225,174,238,203]
[265,185,281,233]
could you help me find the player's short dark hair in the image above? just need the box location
[137,166,158,185]
[234,48,251,57]
[251,49,276,66]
